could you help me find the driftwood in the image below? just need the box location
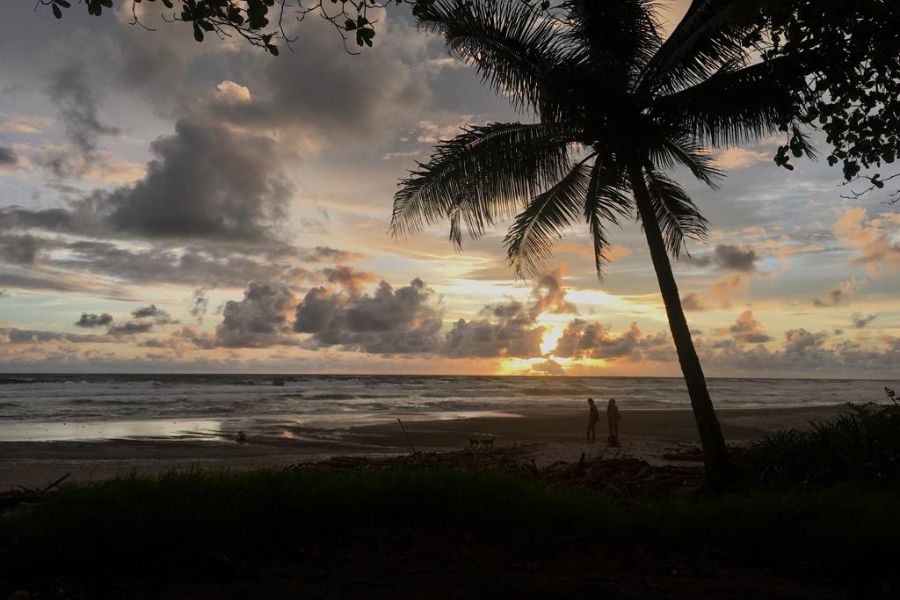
[0,472,71,511]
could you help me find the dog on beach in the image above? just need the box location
[468,437,495,450]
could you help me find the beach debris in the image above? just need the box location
[0,473,71,512]
[287,446,703,496]
[396,418,417,454]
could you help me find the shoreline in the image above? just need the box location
[0,404,850,489]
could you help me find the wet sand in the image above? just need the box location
[0,405,849,489]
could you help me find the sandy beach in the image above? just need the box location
[0,404,849,489]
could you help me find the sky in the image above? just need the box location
[0,1,898,377]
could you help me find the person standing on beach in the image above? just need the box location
[607,399,621,447]
[586,398,600,443]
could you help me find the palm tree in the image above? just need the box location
[390,0,810,488]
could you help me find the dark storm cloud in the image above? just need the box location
[0,146,17,165]
[99,118,291,243]
[216,282,297,348]
[692,244,758,272]
[0,207,73,232]
[0,234,40,264]
[294,278,444,354]
[211,19,430,141]
[4,116,295,252]
[75,313,113,328]
[850,313,877,329]
[443,300,544,358]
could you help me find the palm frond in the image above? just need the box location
[505,156,594,278]
[649,135,722,187]
[642,166,709,257]
[563,0,662,85]
[652,56,809,148]
[416,0,576,114]
[391,122,575,244]
[584,158,632,277]
[639,0,767,95]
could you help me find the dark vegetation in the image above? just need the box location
[738,400,900,488]
[3,467,900,599]
[4,396,900,598]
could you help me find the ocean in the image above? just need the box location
[0,374,896,442]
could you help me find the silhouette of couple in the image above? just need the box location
[587,397,621,447]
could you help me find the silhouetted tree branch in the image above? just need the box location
[37,0,408,55]
[761,0,900,200]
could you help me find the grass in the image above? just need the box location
[3,467,900,580]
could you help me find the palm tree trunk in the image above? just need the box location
[628,163,733,489]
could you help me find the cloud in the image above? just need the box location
[692,244,758,272]
[812,278,861,307]
[295,278,444,354]
[47,241,312,288]
[75,313,113,328]
[132,304,177,324]
[0,270,99,293]
[681,293,708,312]
[850,313,877,329]
[216,282,297,348]
[322,265,376,294]
[0,234,40,264]
[0,114,51,135]
[37,63,119,178]
[443,300,544,358]
[0,327,104,344]
[726,310,773,344]
[709,273,750,309]
[713,148,770,170]
[832,208,900,274]
[783,328,829,355]
[0,146,17,165]
[208,16,431,146]
[552,321,670,360]
[298,246,365,263]
[440,268,576,359]
[189,287,210,324]
[4,115,295,251]
[529,268,577,318]
[532,359,564,375]
[108,321,155,336]
[696,328,900,376]
[98,117,292,244]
